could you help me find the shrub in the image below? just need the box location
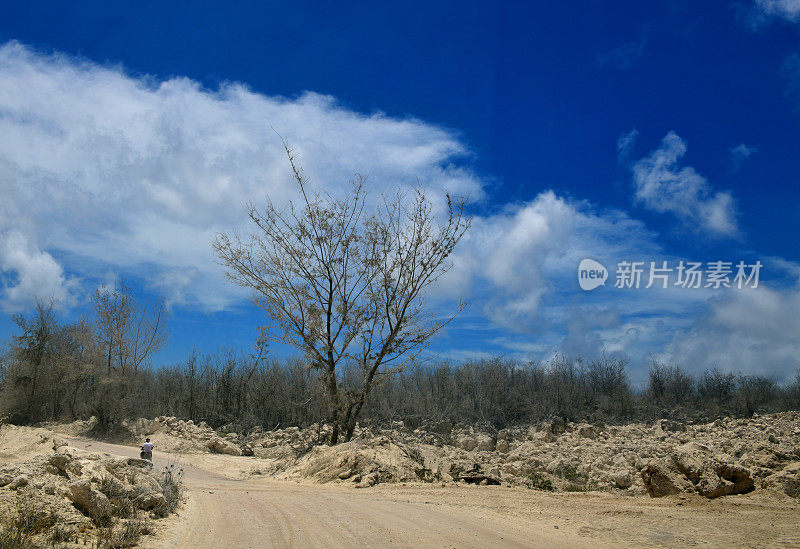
[48,524,74,545]
[153,464,184,518]
[525,472,553,491]
[0,492,58,549]
[558,466,580,483]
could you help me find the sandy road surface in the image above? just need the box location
[68,438,800,548]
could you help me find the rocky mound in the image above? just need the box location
[274,435,432,487]
[129,416,256,456]
[641,442,754,497]
[0,437,182,547]
[261,413,800,497]
[0,424,61,463]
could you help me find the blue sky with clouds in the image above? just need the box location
[1,1,799,383]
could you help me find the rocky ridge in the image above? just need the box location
[131,412,800,499]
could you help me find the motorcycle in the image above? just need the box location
[140,448,153,460]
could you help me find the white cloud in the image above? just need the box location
[730,143,756,171]
[438,185,800,381]
[665,281,800,379]
[631,132,738,237]
[0,41,483,311]
[753,0,800,22]
[0,231,75,312]
[597,35,647,70]
[446,191,660,330]
[616,128,638,162]
[2,41,798,381]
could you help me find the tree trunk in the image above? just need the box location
[325,365,341,445]
[344,386,370,442]
[329,422,339,445]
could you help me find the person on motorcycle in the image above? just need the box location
[140,438,154,460]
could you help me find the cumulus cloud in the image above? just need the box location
[446,191,660,330]
[0,231,75,312]
[440,185,799,381]
[2,41,798,381]
[630,132,739,237]
[0,41,483,311]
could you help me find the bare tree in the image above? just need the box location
[94,281,169,377]
[213,144,471,443]
[93,282,169,428]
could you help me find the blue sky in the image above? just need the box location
[1,1,799,383]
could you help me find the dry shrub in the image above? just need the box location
[96,519,153,549]
[153,464,184,518]
[0,492,58,549]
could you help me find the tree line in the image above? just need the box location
[0,283,167,433]
[2,301,798,432]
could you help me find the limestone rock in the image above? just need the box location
[0,471,16,487]
[48,453,82,477]
[207,437,242,456]
[642,443,754,499]
[135,490,167,510]
[763,462,800,497]
[641,460,695,497]
[8,474,29,490]
[474,434,495,452]
[67,479,113,520]
[453,434,478,452]
[612,470,633,489]
[356,472,378,488]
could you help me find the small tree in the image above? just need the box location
[3,299,58,422]
[92,282,169,429]
[94,282,168,377]
[213,144,470,443]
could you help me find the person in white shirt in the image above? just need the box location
[141,438,154,460]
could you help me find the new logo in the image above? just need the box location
[578,259,608,291]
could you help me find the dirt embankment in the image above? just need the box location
[124,412,800,499]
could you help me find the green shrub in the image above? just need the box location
[525,472,553,491]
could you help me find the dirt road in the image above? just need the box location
[70,438,550,547]
[68,438,800,548]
